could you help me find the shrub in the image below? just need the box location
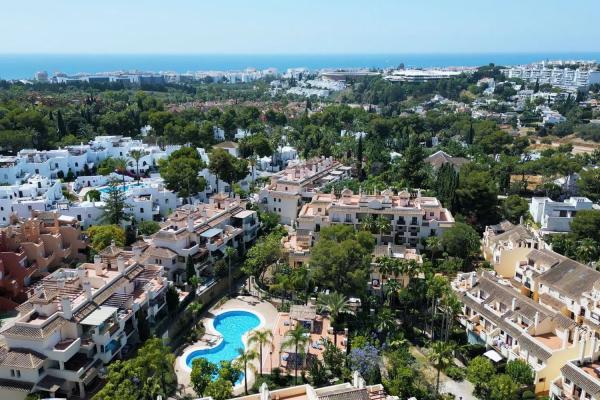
[445,365,466,381]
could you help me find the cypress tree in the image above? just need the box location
[356,134,364,181]
[56,110,67,138]
[466,119,475,145]
[435,163,459,211]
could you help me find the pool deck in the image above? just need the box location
[175,295,278,396]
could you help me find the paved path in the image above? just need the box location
[409,346,477,400]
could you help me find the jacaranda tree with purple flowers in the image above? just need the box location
[348,344,381,384]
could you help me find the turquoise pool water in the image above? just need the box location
[185,310,261,382]
[98,183,143,193]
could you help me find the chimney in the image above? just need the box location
[592,334,600,360]
[534,311,540,326]
[110,239,115,248]
[94,257,103,276]
[93,255,101,266]
[117,256,125,273]
[187,215,194,232]
[61,296,72,319]
[511,298,517,311]
[387,242,392,256]
[57,278,65,289]
[76,266,86,281]
[83,281,93,301]
[579,337,587,363]
[133,245,142,261]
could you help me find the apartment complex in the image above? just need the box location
[0,246,167,399]
[283,189,454,267]
[551,344,600,399]
[506,64,600,89]
[0,211,87,311]
[145,194,258,281]
[0,176,63,225]
[258,157,352,225]
[530,197,594,234]
[453,270,593,393]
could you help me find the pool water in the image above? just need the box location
[98,183,143,193]
[185,310,261,382]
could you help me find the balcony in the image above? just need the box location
[180,242,199,257]
[50,338,81,362]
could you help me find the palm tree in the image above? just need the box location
[234,348,257,395]
[249,153,257,182]
[375,307,396,342]
[425,236,443,263]
[360,215,376,233]
[128,149,144,181]
[317,292,350,346]
[384,279,402,307]
[428,341,454,395]
[187,301,203,326]
[375,215,392,243]
[224,246,236,296]
[248,329,274,376]
[281,325,309,385]
[112,157,128,184]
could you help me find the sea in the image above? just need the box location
[1,53,600,80]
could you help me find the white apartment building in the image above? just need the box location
[258,157,352,225]
[506,65,600,89]
[551,345,600,400]
[0,248,167,399]
[0,176,63,226]
[0,136,181,186]
[530,197,594,234]
[145,195,258,280]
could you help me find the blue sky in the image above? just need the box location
[2,0,599,54]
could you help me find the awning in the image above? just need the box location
[201,228,223,238]
[483,349,503,363]
[80,306,118,326]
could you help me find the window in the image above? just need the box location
[565,378,571,385]
[77,215,82,221]
[537,377,545,383]
[140,208,144,213]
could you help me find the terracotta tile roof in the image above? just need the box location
[318,388,370,400]
[0,346,46,369]
[518,334,553,361]
[2,316,66,340]
[0,378,34,392]
[561,362,600,396]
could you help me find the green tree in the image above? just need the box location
[281,324,310,385]
[399,135,426,188]
[204,378,233,400]
[440,222,481,261]
[234,348,257,395]
[86,225,125,252]
[190,358,217,397]
[467,355,496,396]
[56,109,67,138]
[93,338,177,400]
[224,246,236,296]
[209,148,249,193]
[165,285,179,313]
[454,166,499,229]
[159,146,206,199]
[138,220,160,236]
[102,178,131,225]
[318,292,351,346]
[186,256,196,284]
[501,195,529,224]
[85,189,101,202]
[435,163,459,210]
[571,210,600,242]
[489,374,519,400]
[248,329,273,376]
[506,359,534,386]
[376,307,397,342]
[578,168,600,202]
[428,341,454,395]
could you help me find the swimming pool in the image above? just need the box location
[184,310,262,381]
[98,183,143,193]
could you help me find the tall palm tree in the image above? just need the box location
[375,215,392,243]
[248,329,274,376]
[425,236,443,263]
[224,246,236,296]
[375,307,396,342]
[360,215,376,233]
[128,149,144,181]
[384,279,402,307]
[187,301,203,326]
[576,238,599,264]
[112,157,128,184]
[317,292,350,346]
[281,325,309,385]
[234,348,257,395]
[428,341,454,395]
